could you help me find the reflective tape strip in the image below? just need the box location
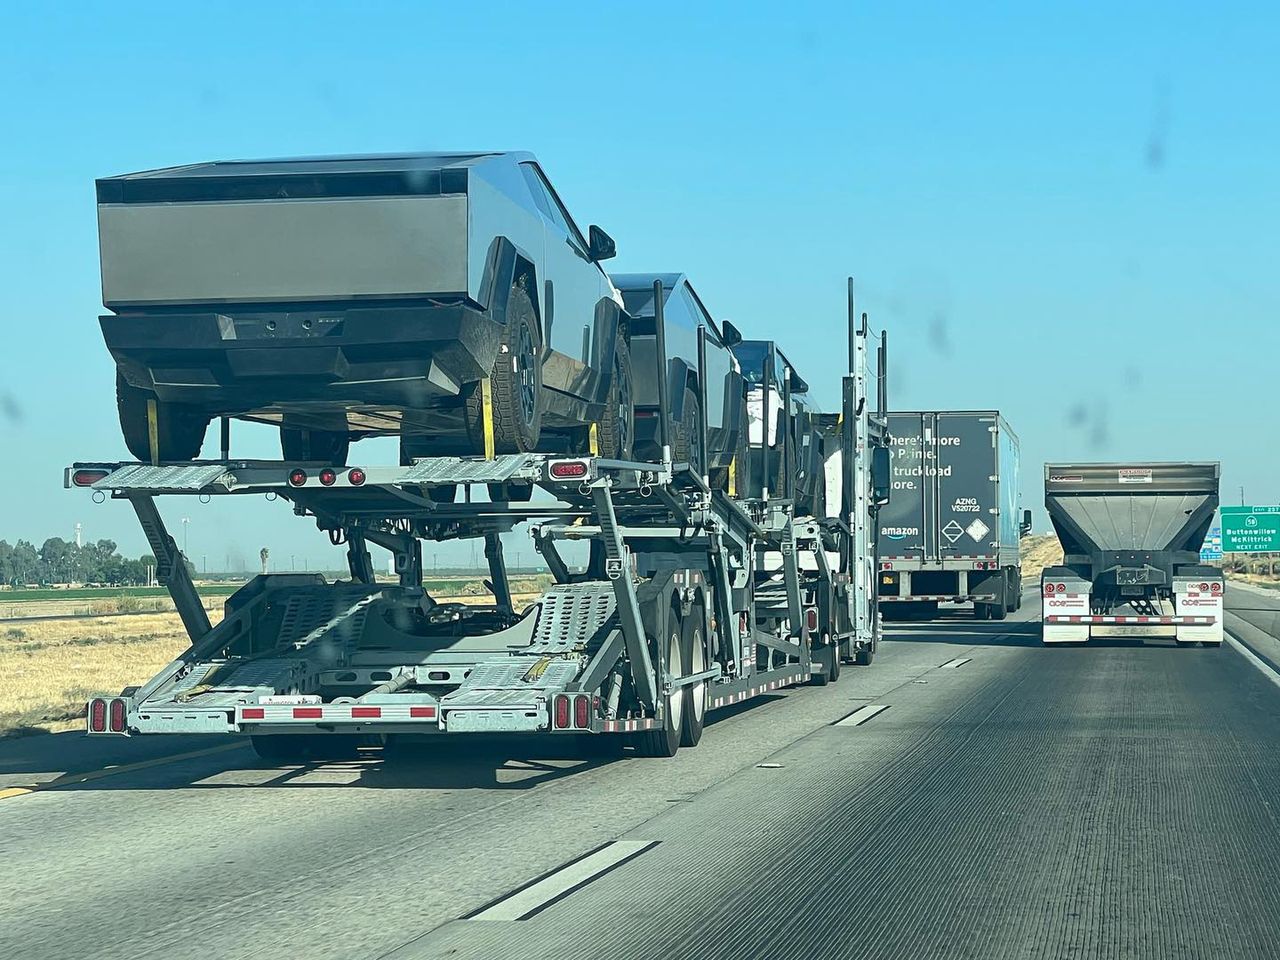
[237,704,437,723]
[1044,615,1215,625]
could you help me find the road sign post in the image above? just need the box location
[1220,507,1280,553]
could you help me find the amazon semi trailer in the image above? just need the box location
[1040,462,1223,646]
[877,411,1028,620]
[69,279,891,761]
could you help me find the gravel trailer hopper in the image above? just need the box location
[1040,462,1223,646]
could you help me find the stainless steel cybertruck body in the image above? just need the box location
[96,152,631,465]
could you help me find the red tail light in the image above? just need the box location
[550,460,588,479]
[1043,583,1057,595]
[573,694,590,729]
[319,468,337,486]
[1198,582,1209,592]
[553,695,571,729]
[288,469,307,487]
[88,698,107,733]
[108,698,127,733]
[347,468,366,486]
[1210,582,1222,594]
[1056,583,1066,593]
[72,469,110,487]
[805,607,819,632]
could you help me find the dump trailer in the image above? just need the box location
[877,411,1029,620]
[70,279,891,760]
[1040,462,1223,646]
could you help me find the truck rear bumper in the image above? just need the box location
[102,302,499,416]
[1041,614,1220,644]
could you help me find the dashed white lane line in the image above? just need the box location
[467,840,658,921]
[939,657,972,669]
[835,704,891,727]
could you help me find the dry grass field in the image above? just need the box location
[0,612,218,735]
[1019,534,1064,582]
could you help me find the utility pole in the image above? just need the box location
[74,523,82,548]
[181,517,191,557]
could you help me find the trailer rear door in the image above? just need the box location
[882,413,929,559]
[936,413,999,558]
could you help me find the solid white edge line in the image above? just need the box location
[835,704,890,727]
[939,657,972,669]
[468,840,656,921]
[1225,631,1280,690]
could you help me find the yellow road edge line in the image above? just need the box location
[0,741,246,799]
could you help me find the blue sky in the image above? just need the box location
[1,1,1275,570]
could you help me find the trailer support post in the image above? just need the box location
[592,482,658,709]
[128,494,212,641]
[484,531,513,614]
[652,280,673,466]
[346,529,376,584]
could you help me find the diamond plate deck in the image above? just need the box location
[96,463,231,492]
[441,656,582,711]
[530,583,617,653]
[399,454,542,486]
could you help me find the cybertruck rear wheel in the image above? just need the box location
[473,281,542,454]
[596,336,634,460]
[672,387,702,476]
[117,373,209,462]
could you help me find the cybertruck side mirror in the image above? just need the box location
[1020,509,1033,536]
[588,225,616,262]
[720,319,743,347]
[871,445,891,505]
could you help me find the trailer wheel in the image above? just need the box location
[680,607,707,747]
[635,613,683,758]
[281,427,350,465]
[854,643,874,667]
[825,635,843,683]
[117,373,210,462]
[595,335,634,459]
[974,603,989,620]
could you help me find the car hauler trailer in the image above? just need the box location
[1040,462,1223,646]
[877,411,1030,620]
[70,279,890,760]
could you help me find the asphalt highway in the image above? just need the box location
[3,585,1280,960]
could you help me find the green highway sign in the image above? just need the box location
[1221,506,1280,553]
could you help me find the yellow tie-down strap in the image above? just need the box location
[481,379,496,460]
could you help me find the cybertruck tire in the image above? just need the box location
[673,387,702,475]
[596,336,634,459]
[281,428,350,465]
[476,281,542,454]
[117,373,209,462]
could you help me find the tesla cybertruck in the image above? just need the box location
[95,152,631,468]
[611,273,746,486]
